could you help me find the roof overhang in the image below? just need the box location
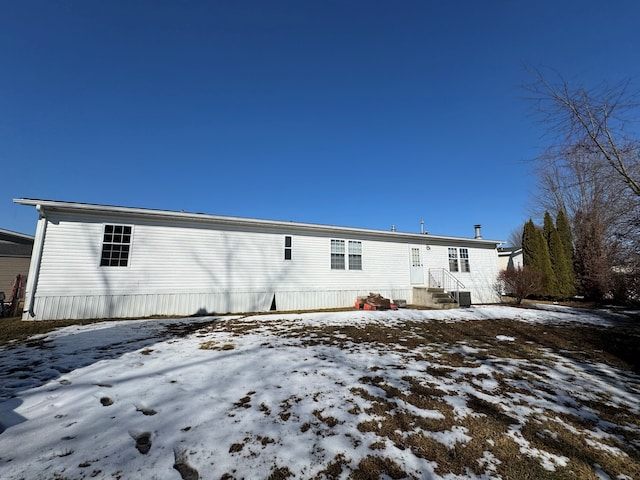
[498,247,523,256]
[0,227,35,244]
[14,198,503,247]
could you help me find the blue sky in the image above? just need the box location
[2,1,639,242]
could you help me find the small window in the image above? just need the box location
[284,236,292,260]
[460,248,470,272]
[348,241,362,270]
[331,239,345,269]
[411,247,422,267]
[448,247,459,272]
[100,224,132,267]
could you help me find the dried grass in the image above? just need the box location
[4,307,639,479]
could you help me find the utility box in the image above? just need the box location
[456,291,471,308]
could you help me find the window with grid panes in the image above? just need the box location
[448,247,459,272]
[411,247,422,267]
[331,239,345,269]
[459,248,470,272]
[348,241,362,270]
[100,225,132,267]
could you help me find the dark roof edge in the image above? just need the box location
[0,227,35,243]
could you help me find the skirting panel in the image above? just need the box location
[275,289,412,311]
[24,288,415,321]
[25,292,274,321]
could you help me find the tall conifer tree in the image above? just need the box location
[522,219,538,268]
[556,209,576,296]
[536,219,556,297]
[544,212,572,298]
[522,218,555,296]
[543,212,561,297]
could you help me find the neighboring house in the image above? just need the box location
[498,247,523,271]
[0,228,33,303]
[15,199,504,321]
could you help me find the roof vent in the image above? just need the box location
[474,224,482,239]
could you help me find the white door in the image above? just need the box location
[410,246,424,284]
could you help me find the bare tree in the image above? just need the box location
[507,227,523,249]
[526,69,640,301]
[498,267,543,305]
[527,68,640,198]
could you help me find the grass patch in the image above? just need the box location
[199,341,235,351]
[0,316,112,346]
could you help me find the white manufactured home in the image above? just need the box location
[15,199,503,321]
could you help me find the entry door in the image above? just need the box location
[410,246,424,284]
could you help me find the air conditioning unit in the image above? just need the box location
[455,291,471,308]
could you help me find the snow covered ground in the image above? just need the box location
[0,305,638,479]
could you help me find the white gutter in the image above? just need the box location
[13,198,504,247]
[22,204,47,318]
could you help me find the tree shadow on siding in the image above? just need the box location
[190,229,291,315]
[87,223,291,318]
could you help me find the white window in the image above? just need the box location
[460,248,470,272]
[348,241,362,270]
[448,248,458,272]
[331,239,363,270]
[411,247,422,267]
[449,247,470,273]
[100,225,132,267]
[331,239,345,269]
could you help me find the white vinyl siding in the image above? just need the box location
[426,244,497,303]
[23,207,501,320]
[34,215,408,297]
